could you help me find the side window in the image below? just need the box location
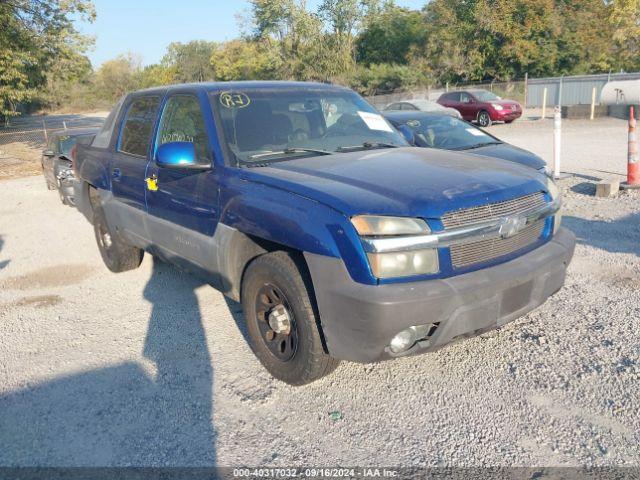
[404,103,418,111]
[386,103,400,111]
[449,92,461,102]
[92,97,124,149]
[156,95,210,164]
[460,93,471,103]
[118,96,161,157]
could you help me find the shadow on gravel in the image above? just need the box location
[0,257,216,466]
[564,213,640,257]
[0,235,9,270]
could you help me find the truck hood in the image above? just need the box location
[464,143,546,170]
[242,147,549,219]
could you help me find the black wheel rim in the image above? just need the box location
[254,283,298,362]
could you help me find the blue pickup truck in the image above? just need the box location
[75,81,575,385]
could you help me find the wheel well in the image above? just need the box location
[236,239,330,354]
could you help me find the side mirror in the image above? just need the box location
[156,141,211,170]
[397,124,415,145]
[43,150,55,157]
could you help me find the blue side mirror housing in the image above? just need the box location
[156,142,211,170]
[397,124,415,145]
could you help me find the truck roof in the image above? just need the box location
[131,81,351,96]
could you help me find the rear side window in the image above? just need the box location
[92,97,124,149]
[118,96,161,157]
[447,92,461,102]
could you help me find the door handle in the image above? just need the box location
[145,173,158,192]
[112,168,121,179]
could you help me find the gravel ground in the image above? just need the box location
[0,117,639,467]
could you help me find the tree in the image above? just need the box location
[161,41,217,83]
[92,54,142,102]
[356,6,425,65]
[210,39,280,81]
[0,0,95,118]
[608,0,640,72]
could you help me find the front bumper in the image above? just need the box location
[305,227,575,363]
[58,177,77,205]
[492,109,522,122]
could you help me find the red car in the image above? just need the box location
[437,89,522,127]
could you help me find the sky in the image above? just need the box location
[77,0,427,68]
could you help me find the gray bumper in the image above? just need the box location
[305,228,576,363]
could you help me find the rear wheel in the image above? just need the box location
[241,251,339,385]
[478,110,492,127]
[93,205,144,272]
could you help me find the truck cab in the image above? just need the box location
[75,81,575,385]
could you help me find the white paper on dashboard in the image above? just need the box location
[466,128,488,137]
[358,111,394,132]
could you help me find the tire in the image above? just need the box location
[505,119,514,124]
[477,110,492,127]
[241,251,339,385]
[92,205,144,273]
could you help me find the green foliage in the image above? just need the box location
[356,6,425,65]
[7,0,640,116]
[162,41,217,83]
[0,0,95,118]
[210,39,280,81]
[347,63,431,96]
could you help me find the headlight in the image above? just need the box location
[367,248,439,278]
[492,103,504,111]
[351,215,430,236]
[352,216,439,278]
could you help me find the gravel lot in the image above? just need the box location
[0,116,638,467]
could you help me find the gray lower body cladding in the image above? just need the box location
[305,228,576,363]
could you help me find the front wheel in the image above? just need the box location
[241,251,339,385]
[93,204,144,272]
[477,110,492,127]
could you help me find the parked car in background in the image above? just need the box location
[75,81,573,385]
[41,128,99,205]
[437,89,522,127]
[384,111,547,173]
[383,99,462,119]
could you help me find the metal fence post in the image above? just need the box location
[42,118,48,143]
[590,87,597,120]
[542,87,548,120]
[523,72,528,110]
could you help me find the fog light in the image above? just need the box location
[389,328,417,353]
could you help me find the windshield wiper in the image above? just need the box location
[337,142,399,153]
[456,141,502,151]
[247,148,333,160]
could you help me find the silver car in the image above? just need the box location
[383,99,462,119]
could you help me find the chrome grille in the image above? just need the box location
[441,192,546,229]
[450,220,545,268]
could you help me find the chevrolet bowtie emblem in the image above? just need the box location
[498,216,527,239]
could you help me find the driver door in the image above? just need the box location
[145,92,221,284]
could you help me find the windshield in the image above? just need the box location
[58,135,77,156]
[400,115,501,150]
[473,91,501,102]
[210,88,407,165]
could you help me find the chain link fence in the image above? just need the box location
[0,114,106,180]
